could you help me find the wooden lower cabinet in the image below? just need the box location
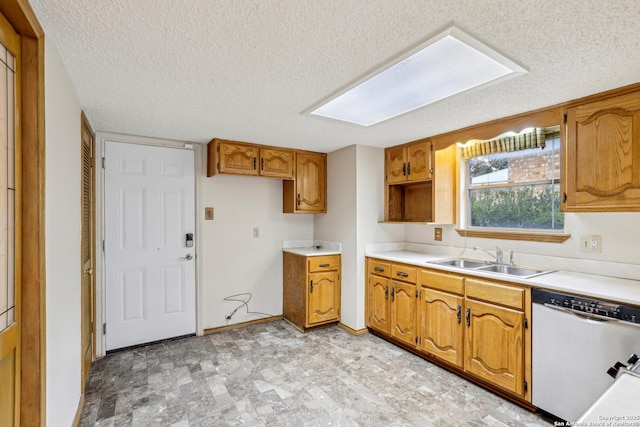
[390,281,417,347]
[283,252,341,331]
[420,288,464,368]
[465,298,524,395]
[366,257,531,404]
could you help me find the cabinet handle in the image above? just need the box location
[310,280,313,293]
[396,271,409,277]
[374,266,385,272]
[391,286,395,302]
[457,304,462,324]
[385,285,389,300]
[253,157,257,170]
[261,157,264,170]
[297,193,301,206]
[402,163,406,176]
[407,162,411,176]
[319,263,330,267]
[466,307,471,326]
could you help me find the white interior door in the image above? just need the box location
[105,141,196,351]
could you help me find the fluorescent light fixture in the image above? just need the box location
[309,26,528,127]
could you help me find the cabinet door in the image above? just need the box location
[390,281,416,347]
[307,271,339,325]
[295,153,326,212]
[565,91,640,211]
[386,146,407,183]
[260,148,294,179]
[367,274,390,333]
[465,299,524,396]
[420,288,464,368]
[218,141,258,175]
[407,141,432,182]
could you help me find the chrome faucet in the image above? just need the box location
[473,246,503,264]
[509,250,515,266]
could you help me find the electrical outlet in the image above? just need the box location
[434,227,443,241]
[205,207,214,220]
[253,227,260,238]
[579,234,602,253]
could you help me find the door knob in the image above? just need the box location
[83,268,93,275]
[179,253,193,261]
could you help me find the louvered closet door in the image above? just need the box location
[80,114,94,388]
[105,142,196,351]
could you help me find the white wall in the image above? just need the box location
[201,174,314,328]
[315,145,403,330]
[44,39,82,427]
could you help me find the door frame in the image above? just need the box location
[0,2,46,426]
[94,132,204,357]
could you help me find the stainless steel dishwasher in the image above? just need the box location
[532,288,640,422]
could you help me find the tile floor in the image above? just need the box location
[79,321,551,426]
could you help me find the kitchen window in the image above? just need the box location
[463,126,563,232]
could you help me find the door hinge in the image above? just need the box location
[102,239,105,252]
[524,318,529,329]
[563,193,567,203]
[102,157,106,169]
[103,323,107,335]
[90,157,94,168]
[430,143,433,151]
[524,380,528,392]
[415,336,418,344]
[563,113,567,123]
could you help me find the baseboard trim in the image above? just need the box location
[337,322,368,336]
[72,393,85,427]
[203,315,282,335]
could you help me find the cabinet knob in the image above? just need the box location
[391,287,395,301]
[466,307,471,326]
[374,266,385,272]
[396,271,409,277]
[310,280,313,293]
[297,193,301,206]
[319,263,330,268]
[457,304,462,324]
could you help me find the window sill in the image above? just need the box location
[455,228,571,243]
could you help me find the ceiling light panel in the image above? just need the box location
[310,26,528,127]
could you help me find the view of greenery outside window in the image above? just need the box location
[467,135,563,230]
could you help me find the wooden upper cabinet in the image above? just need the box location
[385,140,432,184]
[215,140,258,176]
[207,138,294,179]
[564,89,640,211]
[283,152,327,213]
[260,148,294,179]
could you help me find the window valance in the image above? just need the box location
[461,127,547,160]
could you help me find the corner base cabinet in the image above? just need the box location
[283,252,341,331]
[366,257,532,405]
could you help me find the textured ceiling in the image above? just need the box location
[29,0,640,153]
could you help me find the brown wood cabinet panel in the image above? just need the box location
[367,274,390,333]
[465,299,524,396]
[420,288,464,368]
[283,252,340,331]
[308,271,340,325]
[260,148,294,179]
[465,278,524,310]
[308,255,340,272]
[217,140,258,176]
[407,142,432,181]
[368,260,391,278]
[564,90,640,211]
[386,146,407,184]
[283,152,327,213]
[391,264,417,284]
[390,281,417,347]
[421,269,464,295]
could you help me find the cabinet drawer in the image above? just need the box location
[308,255,340,272]
[421,270,464,295]
[368,259,391,278]
[391,264,417,284]
[465,278,524,310]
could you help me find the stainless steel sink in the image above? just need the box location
[427,258,556,279]
[475,264,550,278]
[428,258,489,269]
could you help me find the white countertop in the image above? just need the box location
[283,247,341,256]
[367,250,640,306]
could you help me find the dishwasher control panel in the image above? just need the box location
[532,289,640,324]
